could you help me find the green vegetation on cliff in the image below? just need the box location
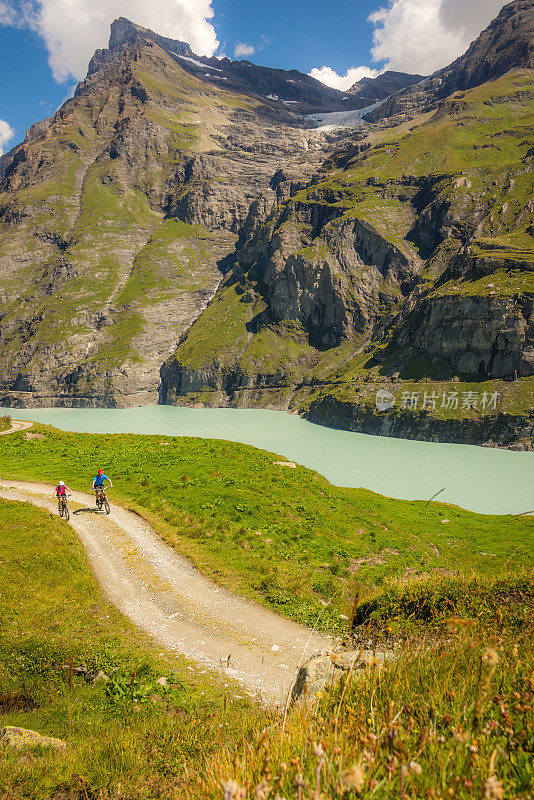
[164,71,533,443]
[0,29,302,404]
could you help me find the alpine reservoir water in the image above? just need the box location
[6,405,534,516]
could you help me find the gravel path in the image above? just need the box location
[0,419,34,435]
[0,469,332,705]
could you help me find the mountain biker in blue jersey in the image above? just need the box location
[92,469,113,505]
[92,469,112,489]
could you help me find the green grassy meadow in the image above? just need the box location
[0,498,259,800]
[0,497,532,799]
[0,423,532,634]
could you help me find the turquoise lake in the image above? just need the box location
[6,405,534,516]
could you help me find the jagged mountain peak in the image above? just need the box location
[88,17,424,116]
[108,17,195,58]
[346,70,426,107]
[365,0,534,122]
[437,0,534,96]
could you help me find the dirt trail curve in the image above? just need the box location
[0,419,34,435]
[0,468,332,705]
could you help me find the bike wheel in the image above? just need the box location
[64,503,70,521]
[59,503,63,517]
[104,500,110,515]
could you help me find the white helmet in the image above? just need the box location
[58,481,65,486]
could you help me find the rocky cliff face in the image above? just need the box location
[160,61,534,448]
[0,21,358,407]
[96,19,419,117]
[347,71,426,106]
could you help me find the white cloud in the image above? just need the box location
[308,65,381,91]
[0,118,15,155]
[369,0,506,75]
[0,0,219,83]
[0,1,18,26]
[234,41,255,58]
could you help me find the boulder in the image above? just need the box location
[291,649,392,703]
[0,726,66,751]
[91,669,109,683]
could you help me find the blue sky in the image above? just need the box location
[214,0,380,72]
[0,0,504,154]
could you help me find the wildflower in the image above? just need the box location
[386,755,399,773]
[293,774,306,796]
[255,780,271,800]
[482,648,500,667]
[313,743,325,759]
[484,776,504,800]
[222,780,246,800]
[340,765,365,793]
[409,761,422,774]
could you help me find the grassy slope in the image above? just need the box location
[0,498,258,800]
[304,72,534,259]
[0,424,531,635]
[170,72,534,423]
[212,577,534,800]
[2,498,532,799]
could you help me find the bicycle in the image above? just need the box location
[58,494,70,521]
[95,487,110,515]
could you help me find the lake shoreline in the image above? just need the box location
[2,390,532,451]
[3,405,533,516]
